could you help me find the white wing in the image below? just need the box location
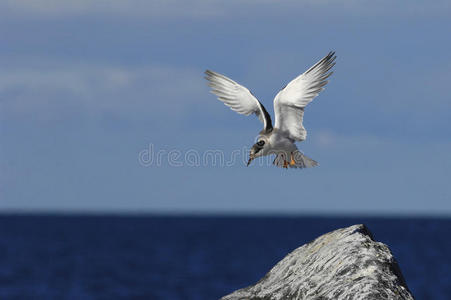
[205,70,273,132]
[274,52,336,141]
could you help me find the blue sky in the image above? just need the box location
[1,1,450,214]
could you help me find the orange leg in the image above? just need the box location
[283,159,288,168]
[290,152,296,166]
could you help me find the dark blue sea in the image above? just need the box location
[0,215,450,299]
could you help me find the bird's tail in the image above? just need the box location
[273,151,318,169]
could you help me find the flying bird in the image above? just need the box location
[205,51,336,169]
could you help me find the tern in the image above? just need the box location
[205,51,336,168]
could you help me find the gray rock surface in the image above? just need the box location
[221,224,414,300]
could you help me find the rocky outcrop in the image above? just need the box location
[221,224,414,300]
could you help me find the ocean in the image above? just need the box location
[0,215,450,299]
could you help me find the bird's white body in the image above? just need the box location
[205,52,336,168]
[261,129,296,156]
[257,129,318,168]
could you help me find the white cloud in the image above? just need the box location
[311,130,385,150]
[0,60,206,121]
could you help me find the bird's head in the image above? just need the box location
[247,136,269,166]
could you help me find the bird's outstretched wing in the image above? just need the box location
[205,70,273,133]
[273,52,336,141]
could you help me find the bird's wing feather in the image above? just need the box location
[205,70,272,132]
[274,52,336,141]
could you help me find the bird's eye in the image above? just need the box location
[257,140,265,147]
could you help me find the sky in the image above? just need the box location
[1,0,450,215]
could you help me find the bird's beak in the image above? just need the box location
[247,154,255,167]
[247,145,258,166]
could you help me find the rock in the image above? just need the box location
[221,224,414,300]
